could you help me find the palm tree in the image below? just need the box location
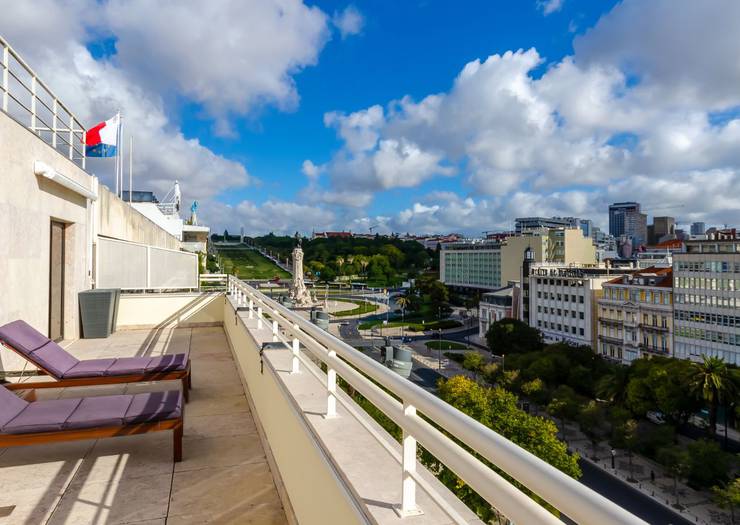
[690,355,737,436]
[396,295,410,338]
[596,366,630,405]
[358,257,369,276]
[336,256,345,277]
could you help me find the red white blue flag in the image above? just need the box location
[84,114,120,157]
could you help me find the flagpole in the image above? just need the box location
[118,112,124,199]
[114,112,119,196]
[129,135,133,203]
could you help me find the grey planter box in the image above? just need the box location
[79,289,121,339]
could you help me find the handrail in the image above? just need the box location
[0,34,86,169]
[228,276,644,525]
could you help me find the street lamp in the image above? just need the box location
[438,328,442,370]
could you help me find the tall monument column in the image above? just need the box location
[289,237,314,307]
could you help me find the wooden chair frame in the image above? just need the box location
[0,342,192,402]
[0,417,184,462]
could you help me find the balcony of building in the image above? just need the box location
[0,324,286,524]
[0,282,647,525]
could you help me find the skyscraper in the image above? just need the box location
[690,222,706,236]
[648,216,676,244]
[609,202,648,247]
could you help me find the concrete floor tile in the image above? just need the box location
[175,435,265,473]
[186,394,249,417]
[185,413,257,439]
[48,472,172,525]
[70,433,173,485]
[0,484,66,525]
[0,440,94,491]
[168,463,285,524]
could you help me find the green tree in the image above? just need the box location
[612,418,639,482]
[596,366,630,405]
[686,439,732,488]
[657,445,690,508]
[485,318,543,356]
[546,385,580,442]
[521,378,549,406]
[437,376,581,478]
[690,356,737,436]
[317,266,336,284]
[579,401,606,460]
[463,352,484,378]
[713,477,740,525]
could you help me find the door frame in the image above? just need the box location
[49,220,66,342]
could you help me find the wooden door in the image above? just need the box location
[49,221,65,341]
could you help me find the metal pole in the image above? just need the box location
[129,135,133,203]
[326,350,337,418]
[291,324,300,374]
[400,402,420,516]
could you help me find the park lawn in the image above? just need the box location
[217,247,291,280]
[332,301,379,317]
[425,340,468,351]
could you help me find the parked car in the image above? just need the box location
[646,411,667,425]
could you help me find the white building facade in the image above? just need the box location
[528,265,620,348]
[673,232,740,365]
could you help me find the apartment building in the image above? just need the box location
[609,201,648,246]
[673,231,740,365]
[528,264,621,348]
[597,267,673,364]
[441,228,596,291]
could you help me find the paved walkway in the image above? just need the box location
[556,420,731,524]
[0,327,287,525]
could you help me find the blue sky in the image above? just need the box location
[3,0,740,235]
[183,0,619,212]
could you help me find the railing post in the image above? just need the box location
[257,307,263,329]
[291,324,300,374]
[1,44,7,112]
[52,99,58,148]
[398,402,422,517]
[248,298,254,319]
[272,320,278,342]
[68,114,73,159]
[325,350,337,418]
[30,77,36,132]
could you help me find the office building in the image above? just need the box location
[440,228,597,291]
[597,267,673,364]
[609,202,648,247]
[690,222,706,236]
[647,216,676,245]
[673,231,740,365]
[515,216,592,237]
[528,264,624,348]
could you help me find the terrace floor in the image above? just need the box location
[0,326,288,525]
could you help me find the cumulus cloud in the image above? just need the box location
[0,0,335,223]
[332,5,365,39]
[312,0,740,233]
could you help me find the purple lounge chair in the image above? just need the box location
[0,320,192,401]
[0,385,184,461]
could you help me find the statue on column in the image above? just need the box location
[289,233,315,307]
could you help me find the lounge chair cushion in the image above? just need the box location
[0,385,29,428]
[146,353,189,373]
[124,391,182,424]
[30,341,80,377]
[105,357,154,376]
[65,395,133,430]
[3,398,81,434]
[63,358,117,378]
[0,320,53,354]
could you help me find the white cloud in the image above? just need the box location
[0,0,336,224]
[332,5,365,39]
[538,0,564,16]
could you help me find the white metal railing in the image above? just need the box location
[200,273,228,291]
[227,276,644,525]
[0,35,86,169]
